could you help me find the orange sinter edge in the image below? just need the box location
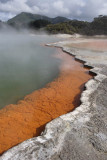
[0,48,92,154]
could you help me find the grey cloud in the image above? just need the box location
[0,11,14,21]
[0,0,9,3]
[0,0,107,21]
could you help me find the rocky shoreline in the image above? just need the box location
[1,37,107,160]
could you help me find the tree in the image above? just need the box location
[29,19,51,29]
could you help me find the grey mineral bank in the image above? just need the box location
[0,37,107,160]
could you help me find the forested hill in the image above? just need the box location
[5,13,107,36]
[7,12,70,27]
[46,15,107,35]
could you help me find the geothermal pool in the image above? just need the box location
[0,34,92,154]
[0,33,61,108]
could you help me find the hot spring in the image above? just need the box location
[0,32,92,154]
[0,32,61,109]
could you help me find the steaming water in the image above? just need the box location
[0,33,61,109]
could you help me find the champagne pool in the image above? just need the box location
[0,33,92,154]
[0,33,61,109]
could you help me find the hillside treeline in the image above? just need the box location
[0,15,107,35]
[29,19,51,29]
[46,15,107,35]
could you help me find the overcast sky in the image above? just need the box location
[0,0,107,21]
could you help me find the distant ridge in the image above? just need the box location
[7,12,70,26]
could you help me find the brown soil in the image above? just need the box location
[67,39,107,52]
[0,48,91,154]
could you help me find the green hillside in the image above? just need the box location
[88,15,107,35]
[46,15,107,35]
[51,16,70,24]
[7,13,107,35]
[7,12,70,27]
[46,20,89,34]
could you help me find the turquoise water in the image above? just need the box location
[0,33,61,109]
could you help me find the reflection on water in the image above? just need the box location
[0,33,61,108]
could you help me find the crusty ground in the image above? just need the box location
[67,39,107,52]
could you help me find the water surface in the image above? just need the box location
[0,33,61,108]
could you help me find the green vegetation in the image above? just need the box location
[46,22,75,34]
[8,12,52,27]
[29,19,51,29]
[51,16,70,24]
[46,15,107,35]
[5,13,107,35]
[88,15,107,35]
[46,20,89,34]
[7,12,70,28]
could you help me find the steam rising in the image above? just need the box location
[0,28,61,108]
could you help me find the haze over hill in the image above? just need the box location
[7,12,70,27]
[0,12,107,36]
